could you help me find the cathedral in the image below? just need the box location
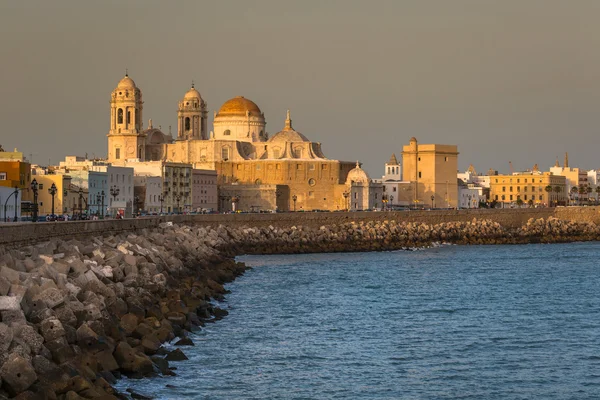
[106,74,372,211]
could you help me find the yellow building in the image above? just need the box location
[105,75,356,211]
[401,137,459,208]
[489,172,566,206]
[23,175,73,216]
[0,147,31,190]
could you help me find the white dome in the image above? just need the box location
[346,162,370,184]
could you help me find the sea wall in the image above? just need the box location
[3,207,600,246]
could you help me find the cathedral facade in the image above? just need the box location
[106,74,358,211]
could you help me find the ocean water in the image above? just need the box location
[119,242,600,399]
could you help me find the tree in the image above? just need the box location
[516,197,524,207]
[571,186,579,205]
[553,186,562,206]
[545,185,553,206]
[528,199,534,207]
[586,185,593,205]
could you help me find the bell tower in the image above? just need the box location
[177,83,208,140]
[107,73,146,163]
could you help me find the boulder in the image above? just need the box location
[175,337,194,346]
[113,342,153,376]
[2,309,26,326]
[0,296,21,311]
[0,354,37,396]
[0,276,10,296]
[13,325,44,354]
[33,288,65,309]
[95,350,119,372]
[120,314,138,336]
[165,348,188,361]
[0,323,14,353]
[39,317,66,342]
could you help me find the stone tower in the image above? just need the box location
[107,73,145,163]
[177,83,208,140]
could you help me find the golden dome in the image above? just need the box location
[217,96,262,117]
[117,75,137,89]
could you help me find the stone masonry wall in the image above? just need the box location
[2,207,600,246]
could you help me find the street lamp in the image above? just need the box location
[231,195,239,212]
[158,193,165,214]
[431,194,435,210]
[467,194,472,209]
[343,191,349,211]
[48,183,57,219]
[175,193,182,214]
[78,187,85,218]
[134,195,140,216]
[390,195,394,211]
[292,194,297,212]
[3,186,19,222]
[110,185,119,217]
[30,179,39,223]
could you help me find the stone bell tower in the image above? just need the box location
[107,73,145,163]
[177,83,208,140]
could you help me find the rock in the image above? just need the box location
[174,337,194,346]
[39,317,66,342]
[0,354,37,396]
[113,342,153,376]
[141,335,161,354]
[0,296,20,311]
[165,348,188,361]
[0,323,14,353]
[13,325,44,354]
[44,338,75,364]
[38,255,53,265]
[120,314,139,336]
[2,309,26,325]
[95,350,119,372]
[127,389,153,400]
[54,305,77,327]
[0,276,10,296]
[33,287,64,309]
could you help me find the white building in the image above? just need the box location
[134,175,163,213]
[90,165,134,217]
[458,183,484,209]
[192,169,217,212]
[0,186,21,222]
[457,165,491,188]
[346,162,384,211]
[376,153,412,207]
[124,160,192,213]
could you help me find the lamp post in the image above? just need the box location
[3,186,19,222]
[292,194,297,212]
[158,193,165,214]
[175,193,181,214]
[96,193,101,216]
[231,195,239,212]
[431,194,435,210]
[390,195,394,211]
[78,187,85,218]
[48,183,57,219]
[100,190,105,218]
[343,191,349,211]
[110,185,119,217]
[31,179,38,223]
[467,194,472,209]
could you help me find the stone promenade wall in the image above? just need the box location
[1,207,600,246]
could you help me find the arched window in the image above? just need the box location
[185,117,190,131]
[224,129,231,136]
[117,109,123,124]
[127,111,131,125]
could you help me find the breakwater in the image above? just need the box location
[0,215,600,398]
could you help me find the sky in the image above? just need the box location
[1,0,600,177]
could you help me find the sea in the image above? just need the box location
[117,242,600,399]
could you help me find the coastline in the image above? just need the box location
[0,217,599,398]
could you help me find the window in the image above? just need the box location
[308,178,316,186]
[524,195,528,200]
[517,187,520,192]
[393,187,397,192]
[517,179,520,183]
[524,187,527,192]
[322,164,327,170]
[309,191,314,198]
[539,195,543,200]
[39,184,44,190]
[495,195,498,200]
[418,171,422,178]
[444,157,448,162]
[309,164,315,171]
[510,195,513,201]
[221,147,229,160]
[116,148,121,160]
[117,109,123,124]
[273,149,280,158]
[127,111,131,125]
[224,129,231,136]
[0,172,6,180]
[510,186,513,192]
[525,179,528,183]
[185,117,191,131]
[502,187,506,192]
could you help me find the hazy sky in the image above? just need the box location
[1,0,600,177]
